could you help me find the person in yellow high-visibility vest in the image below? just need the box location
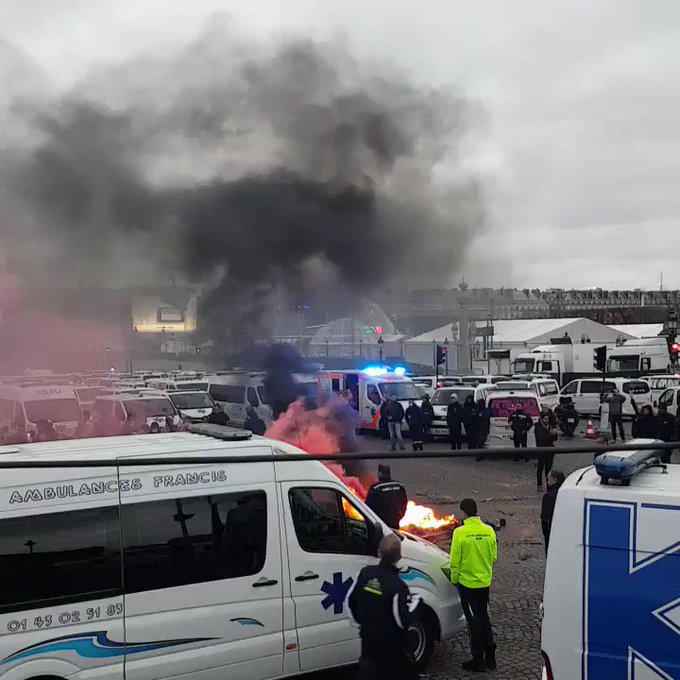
[449,498,498,673]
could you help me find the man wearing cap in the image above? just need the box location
[365,465,408,529]
[346,534,421,679]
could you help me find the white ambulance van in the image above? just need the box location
[0,385,82,442]
[541,443,679,679]
[0,428,465,678]
[317,368,422,431]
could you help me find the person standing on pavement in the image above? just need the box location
[540,470,565,555]
[556,397,579,437]
[379,398,389,440]
[447,394,464,450]
[631,401,659,439]
[604,388,626,442]
[405,399,425,452]
[449,498,498,673]
[474,398,491,461]
[420,393,435,442]
[385,394,406,452]
[462,395,476,449]
[365,464,408,530]
[656,403,677,463]
[346,534,421,680]
[207,404,230,426]
[509,407,533,461]
[534,414,556,491]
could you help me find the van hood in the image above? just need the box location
[178,407,211,421]
[397,529,450,563]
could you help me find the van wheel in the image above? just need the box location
[407,606,437,671]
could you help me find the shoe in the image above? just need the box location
[485,648,497,670]
[462,658,486,672]
[537,483,544,492]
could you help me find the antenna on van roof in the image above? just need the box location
[187,424,253,441]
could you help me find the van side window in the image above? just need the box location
[659,390,673,408]
[288,487,369,555]
[209,385,246,403]
[247,386,259,408]
[562,382,578,395]
[582,381,612,394]
[122,491,267,593]
[331,379,341,392]
[366,384,381,406]
[622,382,649,394]
[0,506,121,614]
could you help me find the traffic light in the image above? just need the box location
[593,345,607,372]
[670,341,680,362]
[436,344,447,365]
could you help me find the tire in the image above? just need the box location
[407,606,437,672]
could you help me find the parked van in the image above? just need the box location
[560,377,652,416]
[0,428,465,678]
[459,375,507,387]
[656,385,680,416]
[494,378,560,411]
[0,385,82,442]
[93,394,179,434]
[74,386,114,414]
[642,374,680,402]
[166,390,216,423]
[146,377,210,392]
[541,445,679,678]
[486,390,540,448]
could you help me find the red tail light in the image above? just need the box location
[436,382,442,388]
[541,650,554,679]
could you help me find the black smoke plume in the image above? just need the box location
[0,23,484,347]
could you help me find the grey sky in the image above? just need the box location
[2,0,679,290]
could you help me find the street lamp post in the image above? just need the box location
[377,335,384,363]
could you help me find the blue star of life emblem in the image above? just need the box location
[321,571,354,614]
[370,407,376,417]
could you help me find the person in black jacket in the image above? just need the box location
[473,399,491,460]
[541,469,565,555]
[656,403,676,463]
[207,404,230,426]
[420,394,434,442]
[385,395,406,452]
[509,408,533,461]
[534,414,556,491]
[244,405,266,435]
[379,398,389,439]
[365,465,408,529]
[405,399,425,451]
[631,401,658,439]
[447,395,464,450]
[346,534,420,680]
[462,394,476,448]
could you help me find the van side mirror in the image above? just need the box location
[367,521,384,556]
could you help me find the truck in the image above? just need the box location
[605,336,677,375]
[512,340,614,386]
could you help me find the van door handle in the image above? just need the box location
[252,577,278,588]
[295,571,320,582]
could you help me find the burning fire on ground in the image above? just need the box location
[265,396,458,535]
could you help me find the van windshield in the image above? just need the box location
[513,358,535,374]
[25,398,82,423]
[432,388,474,405]
[126,399,176,419]
[607,355,639,372]
[488,397,540,418]
[170,392,214,409]
[378,382,422,401]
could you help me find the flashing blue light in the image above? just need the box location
[362,366,389,377]
[393,366,406,376]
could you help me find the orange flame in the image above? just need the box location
[399,500,458,530]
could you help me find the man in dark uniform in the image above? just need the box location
[347,534,420,680]
[508,407,533,461]
[365,465,408,530]
[207,404,230,426]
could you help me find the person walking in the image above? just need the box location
[447,394,464,450]
[656,403,677,463]
[605,388,626,442]
[365,464,408,530]
[508,408,533,461]
[449,498,498,673]
[421,393,435,442]
[347,534,421,680]
[405,399,425,451]
[385,395,406,452]
[534,414,556,491]
[540,470,565,555]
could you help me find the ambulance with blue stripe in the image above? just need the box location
[541,440,680,679]
[0,425,464,679]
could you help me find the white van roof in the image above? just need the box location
[568,462,680,493]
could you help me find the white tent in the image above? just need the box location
[608,323,664,338]
[404,317,636,370]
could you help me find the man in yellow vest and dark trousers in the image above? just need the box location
[449,498,498,672]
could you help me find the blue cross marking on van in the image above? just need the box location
[321,572,354,614]
[583,500,680,679]
[1,631,212,665]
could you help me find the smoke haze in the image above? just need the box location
[0,20,485,341]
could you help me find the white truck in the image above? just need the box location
[512,343,610,386]
[606,336,676,375]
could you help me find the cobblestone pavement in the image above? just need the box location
[306,426,677,680]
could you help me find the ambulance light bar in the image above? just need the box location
[594,439,663,484]
[362,366,406,377]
